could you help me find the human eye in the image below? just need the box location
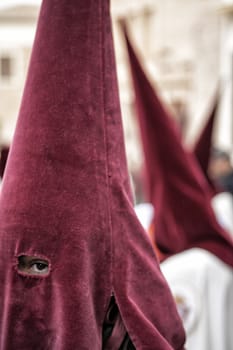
[17,255,49,276]
[29,260,49,274]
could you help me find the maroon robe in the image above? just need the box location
[0,1,185,349]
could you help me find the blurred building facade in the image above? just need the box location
[0,0,233,173]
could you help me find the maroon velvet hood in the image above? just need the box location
[123,27,233,267]
[0,1,186,349]
[193,93,219,194]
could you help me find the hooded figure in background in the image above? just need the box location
[192,95,233,235]
[122,25,233,267]
[0,1,186,349]
[192,93,219,195]
[122,24,233,350]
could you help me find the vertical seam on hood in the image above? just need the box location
[100,0,113,297]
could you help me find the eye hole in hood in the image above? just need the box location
[17,255,50,276]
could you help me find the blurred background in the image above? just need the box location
[0,0,233,201]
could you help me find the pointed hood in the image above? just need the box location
[0,1,185,348]
[122,25,233,267]
[193,93,219,194]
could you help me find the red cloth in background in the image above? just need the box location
[122,25,233,267]
[193,93,219,195]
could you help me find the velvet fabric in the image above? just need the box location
[193,93,219,194]
[0,1,186,349]
[123,27,233,267]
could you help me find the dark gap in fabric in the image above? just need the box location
[102,296,135,349]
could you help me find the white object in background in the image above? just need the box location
[161,248,233,350]
[212,192,233,237]
[134,202,154,231]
